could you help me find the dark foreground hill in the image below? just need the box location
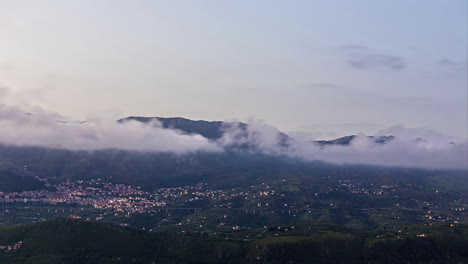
[0,219,466,264]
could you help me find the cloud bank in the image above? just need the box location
[0,104,221,153]
[0,104,465,169]
[218,120,468,170]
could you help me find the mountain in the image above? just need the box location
[0,169,45,192]
[119,116,392,147]
[119,116,294,150]
[0,133,466,233]
[119,116,247,141]
[315,135,395,146]
[0,117,453,193]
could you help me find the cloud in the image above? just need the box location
[0,104,221,153]
[432,58,467,79]
[218,119,290,155]
[0,103,465,169]
[376,125,456,142]
[309,135,467,169]
[438,58,459,67]
[338,45,406,71]
[219,120,468,170]
[288,122,385,141]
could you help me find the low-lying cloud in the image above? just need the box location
[0,104,221,153]
[0,104,466,169]
[219,120,468,170]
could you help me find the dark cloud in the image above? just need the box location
[437,58,459,67]
[337,45,406,71]
[433,58,467,79]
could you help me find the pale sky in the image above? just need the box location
[0,0,467,139]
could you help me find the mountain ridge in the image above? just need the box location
[119,116,394,146]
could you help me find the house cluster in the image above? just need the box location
[0,180,247,215]
[337,179,398,195]
[0,179,170,214]
[0,241,23,251]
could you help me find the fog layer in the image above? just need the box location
[0,104,466,169]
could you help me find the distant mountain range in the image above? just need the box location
[119,116,247,140]
[315,135,395,146]
[119,116,394,146]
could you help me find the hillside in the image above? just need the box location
[0,219,466,264]
[0,170,45,192]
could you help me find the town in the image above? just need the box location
[0,177,466,230]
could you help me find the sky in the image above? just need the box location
[0,0,467,139]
